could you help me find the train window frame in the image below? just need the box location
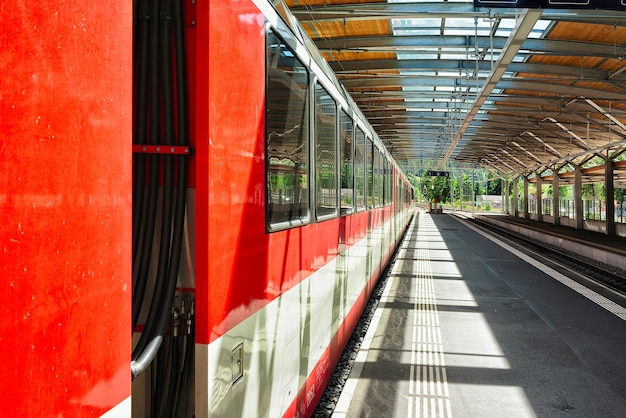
[313,80,338,221]
[354,126,366,212]
[382,157,388,206]
[339,109,354,216]
[373,148,380,208]
[384,157,391,206]
[265,28,311,232]
[378,150,384,207]
[397,178,403,213]
[366,138,374,209]
[397,177,403,213]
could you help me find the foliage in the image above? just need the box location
[397,160,505,205]
[486,178,502,195]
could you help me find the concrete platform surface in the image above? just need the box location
[332,211,626,418]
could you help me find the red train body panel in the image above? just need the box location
[1,1,133,416]
[195,0,268,343]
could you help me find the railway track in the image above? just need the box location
[466,215,626,297]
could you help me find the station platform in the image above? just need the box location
[332,211,626,418]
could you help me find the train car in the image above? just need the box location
[1,0,413,417]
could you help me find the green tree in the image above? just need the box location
[486,178,502,195]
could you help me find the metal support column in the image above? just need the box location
[472,168,475,214]
[504,179,510,215]
[513,177,519,218]
[523,176,529,220]
[606,158,615,235]
[575,165,583,229]
[536,173,543,222]
[552,170,560,226]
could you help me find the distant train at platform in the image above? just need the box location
[1,0,413,416]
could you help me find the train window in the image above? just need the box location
[399,179,404,212]
[372,149,380,207]
[384,158,391,206]
[383,158,388,206]
[366,139,374,208]
[398,180,404,212]
[266,30,310,230]
[354,127,366,211]
[339,110,354,215]
[378,151,384,206]
[315,82,337,220]
[383,158,392,205]
[388,161,393,205]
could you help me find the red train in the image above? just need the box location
[1,0,413,417]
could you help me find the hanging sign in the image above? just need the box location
[426,170,450,177]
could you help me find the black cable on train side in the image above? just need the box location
[164,3,193,412]
[132,0,191,384]
[151,0,189,362]
[133,0,175,361]
[169,0,193,408]
[148,0,192,382]
[132,0,162,332]
[152,336,170,416]
[167,0,192,342]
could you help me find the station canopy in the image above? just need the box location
[284,0,626,182]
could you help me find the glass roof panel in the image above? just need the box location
[398,53,440,60]
[530,20,551,37]
[439,71,462,77]
[393,18,441,36]
[399,70,437,76]
[444,17,493,37]
[403,86,436,92]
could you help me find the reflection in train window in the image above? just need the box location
[315,82,337,220]
[354,127,366,211]
[366,139,374,209]
[266,29,310,229]
[380,153,385,206]
[372,149,379,207]
[384,158,391,205]
[340,110,354,215]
